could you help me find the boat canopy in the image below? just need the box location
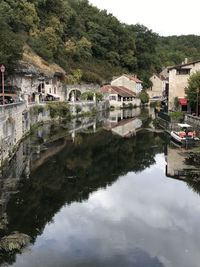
[178,123,191,128]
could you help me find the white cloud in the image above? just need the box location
[11,153,200,267]
[89,0,200,36]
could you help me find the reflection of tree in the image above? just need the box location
[184,152,200,195]
[4,130,165,264]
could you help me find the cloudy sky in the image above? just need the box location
[89,0,200,36]
[11,154,200,267]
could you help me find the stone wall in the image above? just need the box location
[0,100,109,167]
[185,114,200,127]
[0,102,52,167]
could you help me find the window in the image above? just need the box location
[176,69,190,75]
[109,95,116,100]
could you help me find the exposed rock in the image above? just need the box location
[0,232,30,252]
[16,44,66,78]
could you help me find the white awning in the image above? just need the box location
[47,93,60,99]
[178,123,191,128]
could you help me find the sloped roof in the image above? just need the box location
[168,59,200,70]
[112,74,143,83]
[152,73,167,81]
[124,74,143,83]
[101,85,136,97]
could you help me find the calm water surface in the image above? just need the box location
[1,110,200,267]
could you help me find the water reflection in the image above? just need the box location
[165,143,200,196]
[0,109,200,266]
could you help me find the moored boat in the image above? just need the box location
[170,123,199,144]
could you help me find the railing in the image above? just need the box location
[157,111,171,122]
[0,101,25,112]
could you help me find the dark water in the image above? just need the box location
[1,109,200,267]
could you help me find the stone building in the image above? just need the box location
[147,68,169,99]
[111,74,143,95]
[168,59,200,111]
[7,45,66,104]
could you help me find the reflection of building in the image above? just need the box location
[111,118,142,137]
[105,109,142,137]
[165,145,197,180]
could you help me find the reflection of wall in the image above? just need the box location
[166,146,195,179]
[111,118,142,137]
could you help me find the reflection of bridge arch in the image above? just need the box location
[67,89,82,101]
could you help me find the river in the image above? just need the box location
[0,108,200,267]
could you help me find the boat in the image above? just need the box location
[170,123,199,144]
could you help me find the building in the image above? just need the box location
[100,85,141,108]
[7,45,66,104]
[168,59,200,111]
[111,74,143,95]
[147,69,169,99]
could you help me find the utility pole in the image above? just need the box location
[0,65,5,105]
[196,88,199,116]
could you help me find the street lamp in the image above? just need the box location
[196,88,199,116]
[0,64,5,105]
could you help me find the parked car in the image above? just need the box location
[0,96,14,105]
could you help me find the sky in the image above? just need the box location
[89,0,200,36]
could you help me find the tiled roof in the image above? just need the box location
[101,85,136,97]
[124,74,143,83]
[112,74,143,83]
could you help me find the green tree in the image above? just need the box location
[139,90,149,104]
[185,71,200,111]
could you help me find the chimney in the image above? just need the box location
[184,58,188,64]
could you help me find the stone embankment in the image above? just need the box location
[0,100,109,168]
[185,114,200,127]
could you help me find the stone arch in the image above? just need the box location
[68,89,82,101]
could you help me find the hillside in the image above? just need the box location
[0,0,200,88]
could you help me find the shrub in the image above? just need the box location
[169,111,184,122]
[30,105,45,115]
[47,102,70,118]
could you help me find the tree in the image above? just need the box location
[185,71,200,111]
[139,90,149,104]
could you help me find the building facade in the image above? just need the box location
[147,71,168,99]
[111,74,143,95]
[168,60,200,111]
[101,85,141,108]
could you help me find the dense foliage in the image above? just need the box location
[185,71,200,112]
[1,0,200,85]
[156,35,200,67]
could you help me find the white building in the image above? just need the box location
[100,85,141,108]
[111,74,143,95]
